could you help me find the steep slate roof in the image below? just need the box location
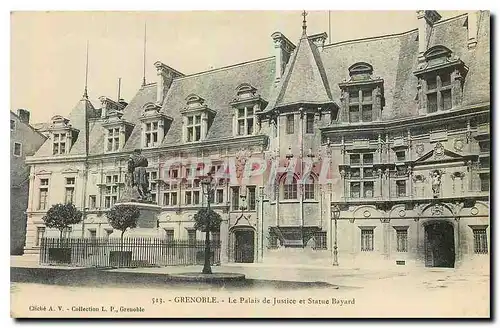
[270,30,333,109]
[30,12,489,159]
[33,98,96,157]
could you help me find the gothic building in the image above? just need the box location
[24,11,490,269]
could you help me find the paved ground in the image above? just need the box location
[10,256,491,318]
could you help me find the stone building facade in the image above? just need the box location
[11,109,47,254]
[24,11,490,269]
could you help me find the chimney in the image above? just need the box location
[308,32,328,51]
[416,10,441,61]
[154,61,184,107]
[271,32,296,82]
[467,11,479,49]
[17,109,30,124]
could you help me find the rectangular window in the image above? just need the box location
[231,187,240,210]
[107,127,120,152]
[349,90,359,103]
[164,229,174,242]
[440,73,451,87]
[350,154,360,165]
[36,227,45,246]
[144,121,160,147]
[396,151,406,162]
[187,230,196,246]
[65,178,75,204]
[236,107,255,136]
[351,168,361,178]
[306,113,314,134]
[89,195,96,209]
[396,229,408,252]
[65,187,75,204]
[480,173,490,192]
[361,105,372,122]
[10,119,15,131]
[186,115,202,142]
[313,231,327,250]
[396,180,407,197]
[473,228,488,254]
[247,187,256,211]
[363,153,373,165]
[216,189,224,204]
[283,180,297,200]
[362,89,372,102]
[148,171,158,203]
[349,106,360,123]
[427,77,437,90]
[193,190,200,204]
[304,180,315,200]
[13,142,22,157]
[38,178,49,210]
[363,181,374,198]
[427,93,438,113]
[441,89,452,110]
[185,191,192,205]
[52,133,67,155]
[286,114,294,134]
[104,174,119,208]
[350,182,360,198]
[361,229,374,252]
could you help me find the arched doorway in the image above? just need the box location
[231,227,255,263]
[424,221,455,268]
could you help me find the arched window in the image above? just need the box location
[303,175,315,200]
[282,175,298,200]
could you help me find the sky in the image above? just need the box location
[10,10,468,124]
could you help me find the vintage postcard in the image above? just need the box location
[10,10,490,318]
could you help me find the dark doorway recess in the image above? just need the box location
[425,222,455,268]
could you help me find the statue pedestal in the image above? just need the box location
[114,201,162,229]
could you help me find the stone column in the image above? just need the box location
[381,218,391,260]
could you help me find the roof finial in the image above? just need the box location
[302,10,308,35]
[142,21,147,86]
[83,40,89,99]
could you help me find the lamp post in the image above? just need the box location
[331,204,340,266]
[201,173,216,274]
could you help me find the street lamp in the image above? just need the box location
[200,173,216,274]
[331,204,340,266]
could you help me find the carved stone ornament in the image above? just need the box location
[348,218,355,223]
[416,143,425,156]
[398,210,406,217]
[363,210,371,218]
[454,139,464,152]
[434,142,445,158]
[431,204,445,216]
[470,207,479,216]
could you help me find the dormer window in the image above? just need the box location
[414,45,468,115]
[106,128,120,152]
[181,94,216,143]
[140,103,172,148]
[53,133,67,155]
[186,114,201,142]
[102,109,134,153]
[230,83,267,136]
[49,115,78,156]
[339,62,384,123]
[237,107,254,136]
